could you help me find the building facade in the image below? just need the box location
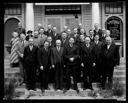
[4,2,126,58]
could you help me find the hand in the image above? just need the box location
[40,66,44,70]
[70,57,74,62]
[52,65,55,68]
[64,65,66,68]
[81,63,84,67]
[20,54,24,58]
[93,63,96,67]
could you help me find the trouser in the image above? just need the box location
[39,69,49,90]
[19,60,24,78]
[65,64,78,90]
[55,63,64,90]
[25,65,37,90]
[101,66,114,88]
[93,63,102,83]
[83,64,93,89]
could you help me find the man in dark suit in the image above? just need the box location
[89,29,95,43]
[46,24,53,37]
[23,38,38,91]
[63,37,80,93]
[81,37,95,90]
[61,32,69,48]
[52,26,61,46]
[70,28,80,44]
[79,28,86,37]
[51,40,65,91]
[93,23,102,41]
[101,36,119,89]
[92,34,103,83]
[38,41,51,93]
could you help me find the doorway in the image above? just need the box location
[4,18,20,58]
[45,15,81,33]
[105,16,123,57]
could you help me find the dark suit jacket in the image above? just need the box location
[51,47,64,65]
[102,43,119,68]
[46,30,54,37]
[63,44,79,65]
[52,33,61,46]
[61,38,69,48]
[23,45,38,68]
[92,41,103,64]
[94,29,102,41]
[38,47,51,69]
[80,43,94,65]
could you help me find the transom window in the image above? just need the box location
[105,2,123,14]
[45,5,81,15]
[4,3,22,15]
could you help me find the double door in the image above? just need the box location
[45,15,81,33]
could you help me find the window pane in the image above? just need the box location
[110,3,114,13]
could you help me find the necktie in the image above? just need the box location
[57,47,60,52]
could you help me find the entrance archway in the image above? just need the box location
[105,16,123,57]
[4,18,20,58]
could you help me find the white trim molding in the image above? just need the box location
[4,16,21,23]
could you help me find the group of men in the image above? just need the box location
[10,22,120,94]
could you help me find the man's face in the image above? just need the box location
[106,30,110,37]
[56,40,61,47]
[47,37,52,42]
[34,31,38,37]
[94,24,99,30]
[80,35,85,42]
[18,22,22,28]
[74,28,77,34]
[69,38,75,44]
[89,30,94,36]
[53,27,57,32]
[106,38,111,45]
[62,33,67,39]
[13,32,18,38]
[48,25,52,30]
[94,35,99,41]
[29,38,34,45]
[80,29,84,33]
[67,29,71,34]
[85,37,90,44]
[44,42,49,48]
[63,26,68,31]
[20,34,26,40]
[39,29,44,34]
[78,24,82,28]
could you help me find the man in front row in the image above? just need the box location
[101,36,119,89]
[23,38,38,91]
[38,41,51,93]
[51,39,64,91]
[64,37,80,93]
[81,37,95,90]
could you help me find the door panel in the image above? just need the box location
[46,17,62,33]
[64,16,81,31]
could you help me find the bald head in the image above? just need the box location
[56,39,61,47]
[106,30,111,37]
[106,36,112,45]
[94,23,99,30]
[85,37,91,44]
